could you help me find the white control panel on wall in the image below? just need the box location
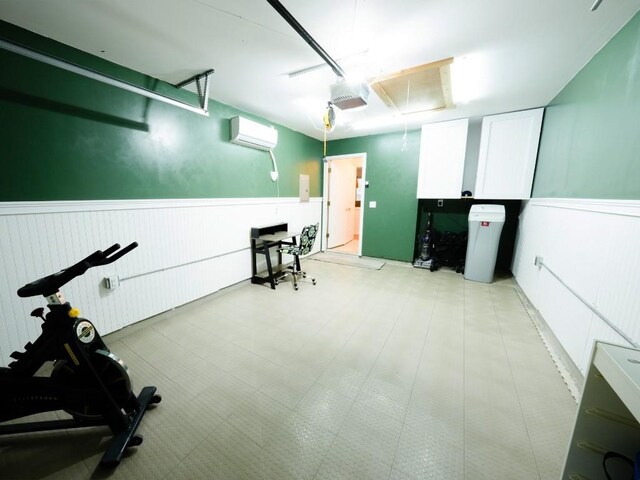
[299,174,309,202]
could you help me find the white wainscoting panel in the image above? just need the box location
[0,198,321,366]
[512,198,640,373]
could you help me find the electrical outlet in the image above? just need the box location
[369,201,377,208]
[437,199,444,207]
[104,276,120,289]
[534,256,543,268]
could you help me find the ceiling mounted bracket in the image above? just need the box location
[174,69,215,111]
[0,37,211,116]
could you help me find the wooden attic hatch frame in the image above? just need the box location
[369,57,455,114]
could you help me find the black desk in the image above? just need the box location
[250,222,299,289]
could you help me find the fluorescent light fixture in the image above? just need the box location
[287,50,369,78]
[351,111,435,131]
[451,55,487,104]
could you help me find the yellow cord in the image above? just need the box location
[322,104,332,157]
[324,127,327,157]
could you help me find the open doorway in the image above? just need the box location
[322,153,367,256]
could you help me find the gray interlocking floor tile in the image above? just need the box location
[338,402,404,465]
[394,408,464,480]
[295,383,354,434]
[263,413,335,480]
[0,429,92,480]
[0,263,576,479]
[354,377,411,423]
[315,435,392,480]
[317,362,369,399]
[226,390,293,446]
[168,421,265,480]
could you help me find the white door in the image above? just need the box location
[328,160,356,248]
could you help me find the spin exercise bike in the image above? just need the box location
[0,242,161,468]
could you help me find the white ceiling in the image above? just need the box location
[1,0,638,140]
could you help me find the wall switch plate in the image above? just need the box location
[369,201,377,208]
[104,276,120,289]
[437,199,444,207]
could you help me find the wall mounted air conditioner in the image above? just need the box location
[230,116,278,151]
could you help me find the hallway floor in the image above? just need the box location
[329,238,359,255]
[0,261,577,479]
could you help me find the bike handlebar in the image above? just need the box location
[17,242,138,298]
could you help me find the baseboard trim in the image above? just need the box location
[527,198,640,218]
[513,281,583,403]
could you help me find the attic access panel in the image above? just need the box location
[369,57,454,115]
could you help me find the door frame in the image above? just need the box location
[321,152,367,255]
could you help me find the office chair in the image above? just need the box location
[277,223,318,290]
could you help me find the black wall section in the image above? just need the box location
[416,199,522,271]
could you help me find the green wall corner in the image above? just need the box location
[532,11,640,199]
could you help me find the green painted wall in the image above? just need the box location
[0,20,322,201]
[532,11,640,199]
[328,131,421,262]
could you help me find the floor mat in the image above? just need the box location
[309,252,385,270]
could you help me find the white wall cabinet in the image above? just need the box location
[416,118,469,198]
[562,342,640,479]
[474,108,544,199]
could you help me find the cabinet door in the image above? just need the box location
[474,108,544,199]
[416,118,469,199]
